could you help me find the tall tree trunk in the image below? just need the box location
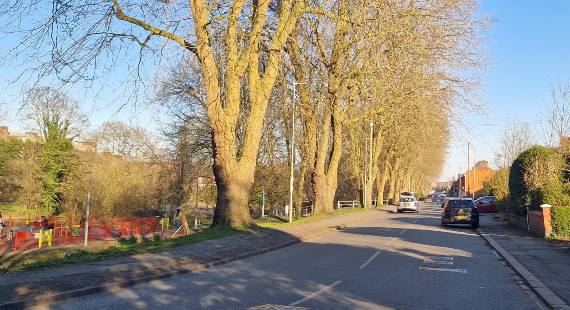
[364,129,384,208]
[377,160,389,206]
[312,113,343,214]
[389,158,401,203]
[294,117,316,216]
[312,115,332,214]
[288,30,316,217]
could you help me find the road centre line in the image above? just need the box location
[289,280,343,306]
[359,250,382,270]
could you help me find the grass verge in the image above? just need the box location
[256,207,367,228]
[1,227,240,272]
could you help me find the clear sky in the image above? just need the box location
[1,1,569,182]
[441,0,570,181]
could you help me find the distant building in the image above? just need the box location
[465,160,495,198]
[0,126,9,139]
[559,135,570,154]
[0,125,42,142]
[13,132,41,143]
[73,140,97,153]
[0,125,96,152]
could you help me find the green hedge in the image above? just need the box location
[509,146,567,213]
[551,206,570,238]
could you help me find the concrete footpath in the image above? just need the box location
[0,210,373,309]
[479,214,570,309]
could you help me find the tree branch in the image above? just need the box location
[112,0,197,56]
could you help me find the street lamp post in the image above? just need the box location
[289,82,305,223]
[364,138,368,209]
[84,171,92,248]
[369,122,374,207]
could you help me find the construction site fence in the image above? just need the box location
[0,214,212,252]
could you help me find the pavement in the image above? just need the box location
[0,210,373,309]
[28,204,548,309]
[478,214,570,309]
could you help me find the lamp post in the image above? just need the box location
[84,171,92,248]
[369,122,374,207]
[364,138,368,209]
[289,81,305,223]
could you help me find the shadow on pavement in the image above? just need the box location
[38,212,538,310]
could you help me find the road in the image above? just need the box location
[38,203,544,309]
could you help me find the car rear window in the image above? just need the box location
[400,197,415,202]
[447,200,475,208]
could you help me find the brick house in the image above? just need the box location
[465,160,495,198]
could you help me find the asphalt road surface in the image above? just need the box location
[37,203,544,310]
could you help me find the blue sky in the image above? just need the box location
[1,1,569,182]
[442,0,570,181]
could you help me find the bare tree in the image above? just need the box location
[495,120,534,169]
[91,121,156,161]
[23,87,88,141]
[2,0,310,227]
[0,102,7,121]
[545,81,570,146]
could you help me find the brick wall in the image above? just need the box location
[527,205,552,238]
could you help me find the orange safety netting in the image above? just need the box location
[0,215,164,252]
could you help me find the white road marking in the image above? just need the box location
[359,250,381,270]
[289,280,343,306]
[398,229,407,236]
[423,259,454,265]
[427,256,453,261]
[419,266,467,274]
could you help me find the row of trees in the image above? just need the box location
[1,0,485,226]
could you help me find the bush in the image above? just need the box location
[509,146,567,212]
[117,236,138,247]
[530,183,570,209]
[551,206,570,238]
[486,167,509,200]
[64,249,90,261]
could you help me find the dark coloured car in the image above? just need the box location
[441,198,479,228]
[474,196,497,213]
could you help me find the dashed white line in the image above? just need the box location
[289,280,343,306]
[359,250,381,270]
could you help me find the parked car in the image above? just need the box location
[398,196,419,213]
[474,196,497,213]
[437,194,447,205]
[441,198,479,228]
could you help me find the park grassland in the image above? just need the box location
[256,207,367,228]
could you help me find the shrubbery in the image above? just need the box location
[550,206,570,239]
[509,146,568,213]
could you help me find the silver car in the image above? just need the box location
[397,196,419,213]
